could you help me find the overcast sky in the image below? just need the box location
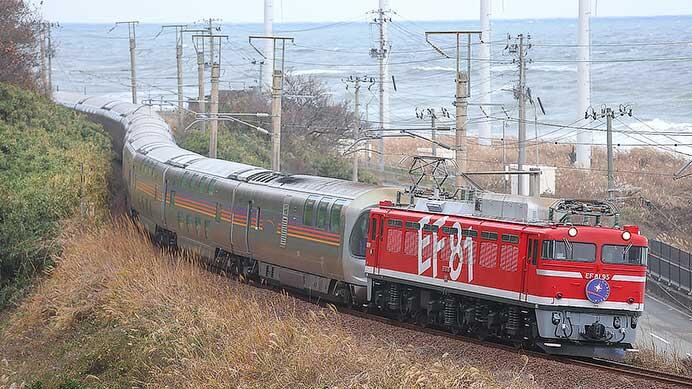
[37,0,692,24]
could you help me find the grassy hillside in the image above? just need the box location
[0,220,526,388]
[0,83,111,309]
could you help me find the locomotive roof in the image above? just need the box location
[55,92,387,200]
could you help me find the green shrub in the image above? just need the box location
[0,83,112,309]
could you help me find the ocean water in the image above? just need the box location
[51,16,692,154]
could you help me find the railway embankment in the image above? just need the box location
[2,220,686,388]
[0,83,112,310]
[0,220,534,388]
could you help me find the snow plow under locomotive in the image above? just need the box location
[55,93,648,359]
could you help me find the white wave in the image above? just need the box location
[530,64,576,73]
[491,64,515,73]
[609,118,692,155]
[626,118,692,132]
[291,68,343,76]
[412,65,456,72]
[491,64,575,73]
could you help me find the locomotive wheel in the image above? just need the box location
[332,283,351,307]
[414,310,428,327]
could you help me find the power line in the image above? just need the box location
[532,39,692,47]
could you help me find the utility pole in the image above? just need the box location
[586,104,632,201]
[251,59,265,94]
[210,61,220,159]
[507,34,532,195]
[39,22,56,95]
[113,21,139,104]
[250,35,294,172]
[47,23,53,94]
[270,69,283,171]
[193,33,227,159]
[160,25,187,133]
[502,119,508,192]
[353,78,360,181]
[425,30,481,189]
[456,72,468,186]
[39,24,48,94]
[193,36,206,132]
[344,75,374,182]
[371,0,390,174]
[577,0,593,168]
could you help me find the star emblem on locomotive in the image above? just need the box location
[585,278,611,304]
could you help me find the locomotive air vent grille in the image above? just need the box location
[247,171,285,183]
[248,171,283,183]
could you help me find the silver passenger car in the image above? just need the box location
[55,93,398,302]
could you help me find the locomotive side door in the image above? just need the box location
[520,233,540,302]
[367,211,385,269]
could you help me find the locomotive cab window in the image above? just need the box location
[349,211,370,259]
[602,245,647,266]
[542,240,596,263]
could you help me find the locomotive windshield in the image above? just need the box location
[542,240,596,262]
[349,211,370,259]
[602,245,647,266]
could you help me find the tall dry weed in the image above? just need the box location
[1,219,530,388]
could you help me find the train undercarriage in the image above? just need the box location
[368,278,538,348]
[148,220,635,359]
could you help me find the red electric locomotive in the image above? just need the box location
[364,194,647,358]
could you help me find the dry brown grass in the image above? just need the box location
[0,219,532,388]
[626,338,692,377]
[373,136,692,244]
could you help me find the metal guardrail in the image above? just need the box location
[647,240,692,295]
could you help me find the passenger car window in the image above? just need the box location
[349,211,370,258]
[330,200,347,232]
[542,240,596,263]
[602,245,647,266]
[303,196,319,226]
[316,198,333,230]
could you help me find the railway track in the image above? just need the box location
[339,305,692,388]
[200,247,692,388]
[567,357,692,388]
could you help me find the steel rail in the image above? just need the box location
[198,257,692,388]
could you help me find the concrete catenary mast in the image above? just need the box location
[375,0,390,173]
[478,0,492,146]
[576,0,592,168]
[263,0,274,90]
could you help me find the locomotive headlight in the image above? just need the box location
[551,312,561,325]
[613,316,621,329]
[568,227,578,237]
[622,231,632,241]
